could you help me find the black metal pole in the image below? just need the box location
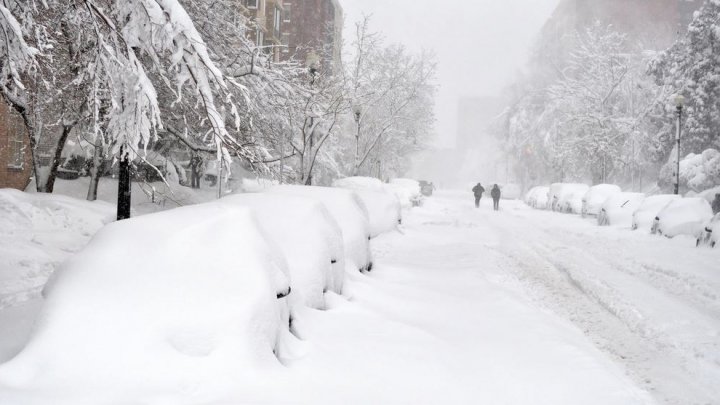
[117,146,132,220]
[674,106,682,195]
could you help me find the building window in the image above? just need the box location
[256,28,264,47]
[274,6,281,38]
[7,112,25,169]
[283,3,291,22]
[246,0,258,9]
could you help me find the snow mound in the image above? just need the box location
[0,189,114,309]
[631,194,682,232]
[386,178,422,208]
[582,184,622,217]
[333,177,401,237]
[598,193,645,227]
[220,194,345,309]
[332,176,386,192]
[557,184,590,214]
[653,198,714,238]
[268,185,373,272]
[0,203,290,400]
[525,186,550,209]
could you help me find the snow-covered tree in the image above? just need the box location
[649,0,720,155]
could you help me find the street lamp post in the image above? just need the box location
[353,104,362,174]
[674,94,685,195]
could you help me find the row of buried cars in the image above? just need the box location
[0,178,424,398]
[525,183,719,247]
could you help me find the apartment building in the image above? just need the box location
[281,0,343,72]
[0,102,32,190]
[240,0,286,62]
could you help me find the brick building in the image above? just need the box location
[281,0,343,72]
[240,0,286,62]
[0,102,32,190]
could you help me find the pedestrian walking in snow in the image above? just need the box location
[190,154,203,189]
[491,184,501,211]
[712,193,720,215]
[472,183,485,208]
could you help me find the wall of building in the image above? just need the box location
[0,102,32,190]
[282,0,343,71]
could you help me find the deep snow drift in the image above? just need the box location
[1,190,718,404]
[0,203,291,405]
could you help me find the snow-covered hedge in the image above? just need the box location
[0,203,291,397]
[220,194,344,309]
[631,194,682,232]
[660,149,720,193]
[268,186,373,272]
[597,193,645,227]
[332,177,402,236]
[582,184,621,217]
[524,186,550,209]
[652,198,714,238]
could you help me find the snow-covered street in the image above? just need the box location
[3,190,717,404]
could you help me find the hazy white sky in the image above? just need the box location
[340,0,560,146]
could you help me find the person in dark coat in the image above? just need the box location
[472,183,485,208]
[712,193,720,215]
[491,184,501,211]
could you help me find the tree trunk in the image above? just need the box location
[86,144,106,201]
[38,125,73,193]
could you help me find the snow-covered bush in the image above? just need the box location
[220,194,344,309]
[333,177,401,237]
[0,203,290,400]
[582,184,622,217]
[557,184,590,214]
[632,194,682,232]
[386,178,423,208]
[268,186,373,272]
[597,193,645,227]
[525,186,550,209]
[660,149,720,193]
[652,198,714,238]
[500,184,522,200]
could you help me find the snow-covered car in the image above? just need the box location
[386,178,423,208]
[0,203,291,397]
[631,194,682,231]
[220,194,345,309]
[651,198,714,238]
[525,186,550,209]
[268,185,373,272]
[547,183,566,211]
[557,183,590,214]
[697,213,720,248]
[582,184,621,217]
[333,177,402,237]
[597,192,645,227]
